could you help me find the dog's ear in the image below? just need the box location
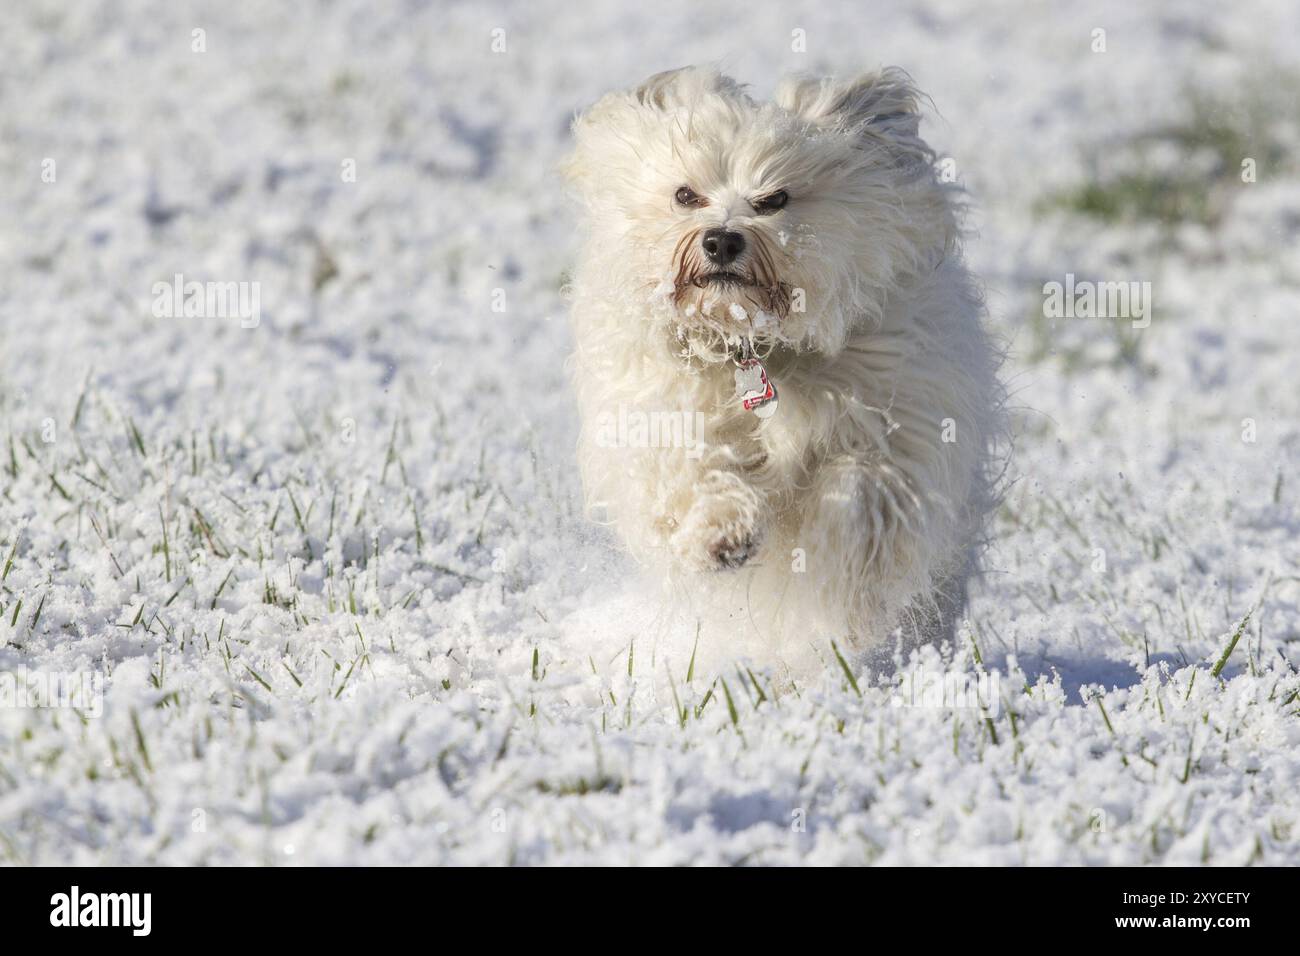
[776,68,926,150]
[562,69,698,190]
[562,85,643,197]
[632,66,748,110]
[563,67,747,197]
[632,66,696,109]
[562,86,637,196]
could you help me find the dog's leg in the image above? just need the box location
[583,431,765,572]
[898,564,970,650]
[664,466,765,571]
[795,454,939,640]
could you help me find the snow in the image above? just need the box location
[2,0,1299,864]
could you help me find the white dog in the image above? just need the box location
[564,67,1002,661]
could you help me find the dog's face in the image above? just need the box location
[565,67,955,357]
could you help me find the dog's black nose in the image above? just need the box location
[701,228,745,266]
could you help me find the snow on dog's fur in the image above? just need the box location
[564,66,1003,666]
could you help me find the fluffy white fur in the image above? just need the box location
[564,66,1003,662]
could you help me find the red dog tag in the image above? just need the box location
[734,356,778,419]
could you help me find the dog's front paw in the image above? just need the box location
[669,496,762,572]
[710,530,760,570]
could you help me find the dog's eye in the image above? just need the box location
[751,190,789,214]
[674,185,707,208]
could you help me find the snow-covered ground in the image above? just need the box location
[2,0,1299,864]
